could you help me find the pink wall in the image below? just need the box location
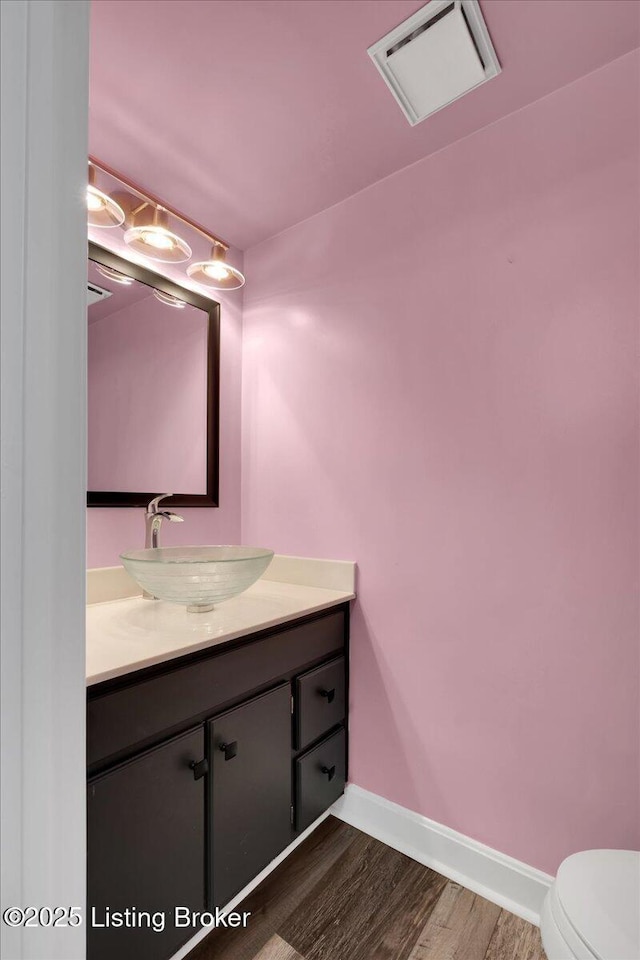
[86,271,243,568]
[241,53,640,874]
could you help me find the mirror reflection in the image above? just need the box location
[87,245,219,507]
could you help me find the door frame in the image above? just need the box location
[1,2,90,957]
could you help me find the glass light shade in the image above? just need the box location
[87,185,125,228]
[187,245,245,290]
[153,289,186,309]
[96,264,134,285]
[124,207,192,263]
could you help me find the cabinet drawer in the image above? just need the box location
[295,655,345,751]
[295,727,346,832]
[88,609,346,769]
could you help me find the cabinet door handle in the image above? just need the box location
[190,758,209,780]
[319,688,335,704]
[219,741,238,761]
[321,764,336,782]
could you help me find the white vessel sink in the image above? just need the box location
[120,545,274,612]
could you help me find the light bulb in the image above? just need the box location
[124,207,192,263]
[139,228,176,251]
[202,261,230,281]
[86,184,125,227]
[87,188,105,212]
[187,244,245,290]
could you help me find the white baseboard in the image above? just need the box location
[171,784,552,960]
[331,784,552,926]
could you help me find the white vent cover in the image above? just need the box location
[87,282,112,307]
[367,0,501,126]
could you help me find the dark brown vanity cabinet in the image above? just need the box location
[209,683,293,906]
[87,604,349,960]
[87,727,206,960]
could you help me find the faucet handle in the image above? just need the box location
[147,493,174,515]
[162,512,184,523]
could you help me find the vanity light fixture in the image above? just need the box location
[87,164,125,228]
[153,289,186,309]
[95,263,134,285]
[124,205,192,263]
[187,243,245,291]
[88,157,245,289]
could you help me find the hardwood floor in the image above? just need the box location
[187,817,547,960]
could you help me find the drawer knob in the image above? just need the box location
[319,687,335,704]
[189,758,209,780]
[219,741,238,761]
[321,764,336,782]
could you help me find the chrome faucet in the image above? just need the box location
[144,493,184,549]
[143,494,184,599]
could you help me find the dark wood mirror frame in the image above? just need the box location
[87,242,220,509]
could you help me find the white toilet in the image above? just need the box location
[541,850,640,960]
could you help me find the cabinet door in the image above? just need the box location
[209,683,292,906]
[88,726,206,960]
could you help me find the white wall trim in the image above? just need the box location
[169,782,552,960]
[331,785,552,925]
[1,2,90,957]
[172,783,552,960]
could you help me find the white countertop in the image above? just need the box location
[86,557,355,686]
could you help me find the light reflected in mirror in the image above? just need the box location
[87,245,219,507]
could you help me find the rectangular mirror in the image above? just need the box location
[87,243,220,508]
